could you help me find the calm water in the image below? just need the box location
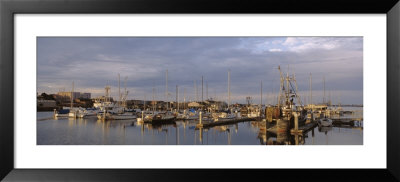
[37,109,363,145]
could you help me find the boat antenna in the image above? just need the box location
[118,73,121,107]
[166,69,168,111]
[71,81,74,109]
[228,69,231,108]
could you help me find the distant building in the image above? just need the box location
[57,92,81,100]
[92,96,113,102]
[80,93,91,99]
[56,92,91,100]
[188,102,202,108]
[37,99,56,107]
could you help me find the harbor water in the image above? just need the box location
[37,108,363,145]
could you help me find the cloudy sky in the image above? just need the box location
[37,37,363,105]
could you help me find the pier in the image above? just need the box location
[196,117,257,129]
[290,121,318,135]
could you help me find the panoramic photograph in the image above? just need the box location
[36,37,363,145]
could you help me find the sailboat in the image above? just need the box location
[148,111,176,124]
[54,81,79,118]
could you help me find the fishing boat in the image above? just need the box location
[97,74,137,121]
[97,102,137,120]
[274,66,308,129]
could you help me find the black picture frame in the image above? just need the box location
[1,0,399,181]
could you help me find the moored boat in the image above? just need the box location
[54,109,70,117]
[318,117,333,127]
[147,112,176,124]
[98,112,137,120]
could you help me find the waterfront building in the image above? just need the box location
[37,99,56,107]
[80,93,91,99]
[57,91,91,100]
[57,92,81,101]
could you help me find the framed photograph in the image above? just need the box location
[1,0,399,181]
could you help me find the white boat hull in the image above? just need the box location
[98,113,137,120]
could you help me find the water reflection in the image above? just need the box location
[37,111,363,145]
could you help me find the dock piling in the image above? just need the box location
[294,112,299,131]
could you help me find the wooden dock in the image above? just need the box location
[331,118,362,127]
[196,117,257,129]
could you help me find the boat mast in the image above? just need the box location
[286,70,289,105]
[214,89,216,101]
[260,80,263,107]
[228,69,231,108]
[71,81,74,109]
[293,73,302,106]
[152,82,155,113]
[166,69,168,111]
[310,73,312,110]
[277,66,283,108]
[194,80,198,102]
[144,93,146,111]
[124,76,128,108]
[184,87,186,111]
[206,81,208,100]
[118,73,121,107]
[201,76,204,103]
[176,85,178,111]
[323,76,326,104]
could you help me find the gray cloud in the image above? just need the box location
[37,37,363,104]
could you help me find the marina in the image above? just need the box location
[37,108,362,145]
[37,66,363,145]
[37,37,363,145]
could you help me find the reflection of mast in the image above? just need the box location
[227,129,231,145]
[199,128,203,144]
[176,126,179,145]
[235,123,238,133]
